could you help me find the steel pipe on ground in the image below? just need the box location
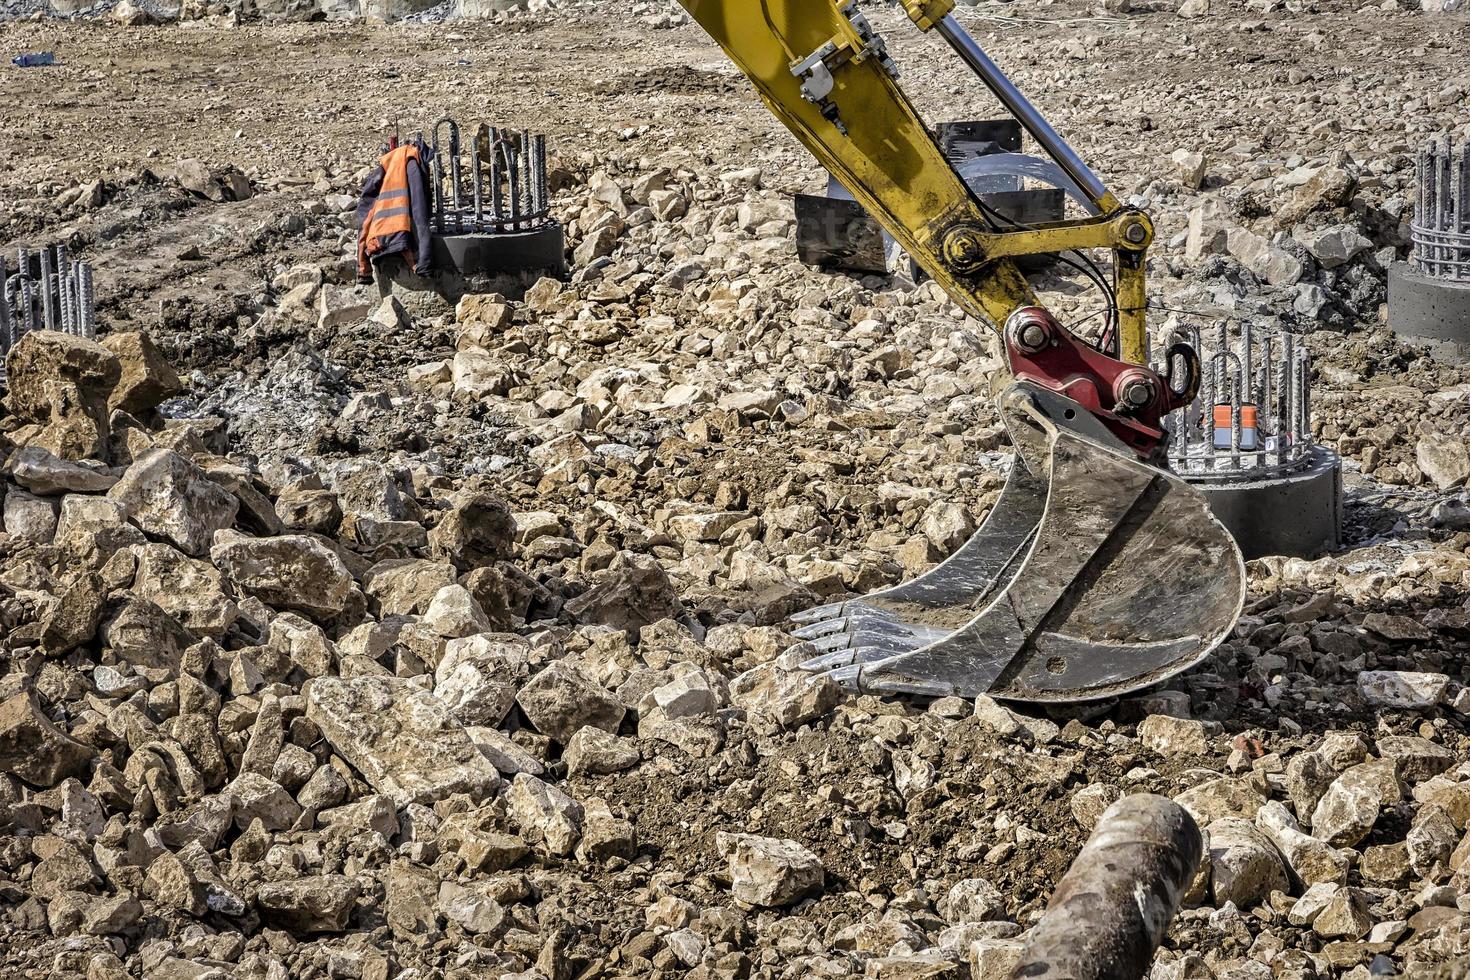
[1011,794,1202,980]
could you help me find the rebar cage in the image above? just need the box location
[1161,320,1314,483]
[1,244,97,381]
[1414,136,1470,283]
[429,118,551,237]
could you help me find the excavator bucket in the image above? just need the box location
[791,382,1246,703]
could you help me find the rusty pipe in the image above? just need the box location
[1011,794,1202,980]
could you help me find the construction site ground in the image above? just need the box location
[1,2,1470,979]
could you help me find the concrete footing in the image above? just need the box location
[1388,261,1470,362]
[1180,447,1343,561]
[372,223,567,305]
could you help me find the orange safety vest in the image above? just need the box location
[357,143,422,277]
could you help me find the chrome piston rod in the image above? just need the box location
[935,14,1111,209]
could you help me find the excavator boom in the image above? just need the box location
[677,0,1246,702]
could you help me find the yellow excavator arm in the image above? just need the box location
[676,0,1154,364]
[674,0,1246,704]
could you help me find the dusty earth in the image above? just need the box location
[0,2,1469,979]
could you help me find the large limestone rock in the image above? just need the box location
[131,543,238,639]
[1255,801,1350,887]
[222,772,301,831]
[101,331,182,418]
[433,633,528,727]
[362,559,457,617]
[330,458,419,522]
[1416,435,1470,491]
[1299,224,1371,270]
[1208,817,1290,908]
[108,449,238,556]
[7,446,117,496]
[39,572,106,657]
[0,690,95,787]
[1174,775,1268,826]
[730,663,842,733]
[256,876,360,932]
[3,489,58,544]
[565,727,641,776]
[563,554,683,636]
[428,488,515,571]
[515,662,625,744]
[211,532,355,621]
[359,0,440,19]
[5,331,121,461]
[1358,670,1450,710]
[422,585,493,639]
[716,832,825,908]
[305,676,501,807]
[101,598,195,672]
[507,773,583,857]
[1312,759,1405,847]
[457,0,526,16]
[1139,714,1215,755]
[1225,226,1305,286]
[939,878,1006,924]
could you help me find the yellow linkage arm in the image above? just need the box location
[676,0,1035,330]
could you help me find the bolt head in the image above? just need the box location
[1007,312,1052,354]
[1120,377,1156,408]
[945,229,985,269]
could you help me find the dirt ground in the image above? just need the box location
[2,2,1464,275]
[2,2,1470,979]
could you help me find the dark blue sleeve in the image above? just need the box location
[356,165,386,229]
[409,157,434,275]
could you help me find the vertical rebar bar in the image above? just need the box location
[1438,138,1452,278]
[69,262,82,336]
[1423,141,1438,275]
[507,136,522,230]
[1295,351,1310,448]
[1231,371,1242,467]
[449,124,463,234]
[491,130,506,228]
[19,274,33,336]
[0,257,10,355]
[1278,332,1294,465]
[1241,320,1254,405]
[523,132,536,221]
[1458,140,1469,248]
[71,262,82,336]
[80,263,95,339]
[534,133,547,218]
[471,142,484,230]
[38,247,54,332]
[59,269,72,336]
[53,248,67,332]
[1259,335,1273,441]
[432,123,446,233]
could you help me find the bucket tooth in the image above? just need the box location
[791,382,1246,704]
[789,600,861,625]
[794,620,950,659]
[792,609,927,642]
[794,646,899,673]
